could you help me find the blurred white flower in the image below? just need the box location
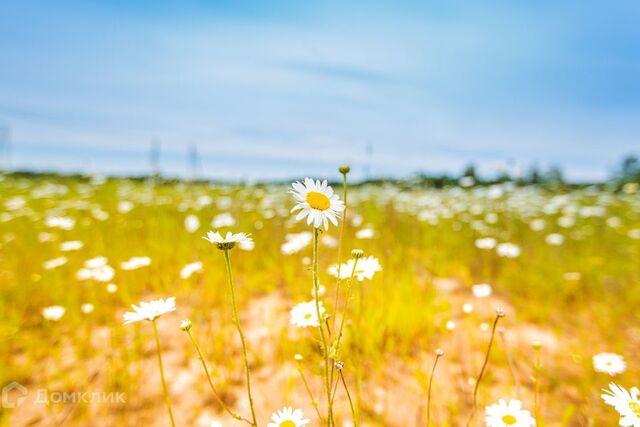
[211,212,236,228]
[121,256,151,270]
[117,201,134,214]
[472,283,493,298]
[594,353,627,376]
[290,300,325,328]
[123,297,176,324]
[81,303,95,314]
[545,233,564,246]
[496,242,521,258]
[563,272,581,281]
[42,305,65,321]
[321,235,338,248]
[43,257,68,270]
[475,237,497,250]
[184,214,200,233]
[355,228,375,239]
[45,216,75,230]
[180,261,203,279]
[281,232,312,255]
[529,219,546,231]
[329,256,382,281]
[60,240,83,251]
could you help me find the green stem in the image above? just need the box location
[465,313,502,427]
[223,249,257,427]
[332,172,349,330]
[534,348,541,424]
[297,364,325,423]
[426,353,443,427]
[152,319,176,427]
[340,370,357,427]
[186,330,252,424]
[313,229,333,427]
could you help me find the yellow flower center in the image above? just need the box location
[279,421,296,427]
[502,414,517,425]
[629,401,640,416]
[304,313,312,319]
[306,191,330,210]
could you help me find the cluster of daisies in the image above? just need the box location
[119,177,356,427]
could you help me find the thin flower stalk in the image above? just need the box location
[223,248,258,427]
[533,342,543,424]
[151,319,176,427]
[466,308,505,427]
[296,362,325,423]
[339,369,357,427]
[426,349,444,427]
[313,228,334,427]
[332,166,350,331]
[185,327,252,424]
[498,327,521,399]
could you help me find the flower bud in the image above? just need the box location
[339,165,351,174]
[351,249,364,259]
[180,319,193,331]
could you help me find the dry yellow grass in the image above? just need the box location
[1,173,639,426]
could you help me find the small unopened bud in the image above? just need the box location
[180,319,193,332]
[496,307,506,317]
[531,340,543,350]
[435,348,444,357]
[351,249,364,259]
[334,360,345,371]
[339,165,351,174]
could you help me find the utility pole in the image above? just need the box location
[188,143,200,181]
[0,125,10,171]
[365,142,373,180]
[150,139,161,180]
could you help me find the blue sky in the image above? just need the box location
[0,1,638,181]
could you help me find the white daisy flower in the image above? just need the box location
[81,303,95,314]
[289,178,345,230]
[123,297,176,324]
[180,261,203,279]
[203,230,253,250]
[601,383,640,426]
[472,283,493,298]
[43,256,68,270]
[60,240,84,251]
[355,228,375,239]
[485,399,536,426]
[184,214,200,233]
[496,242,521,258]
[42,305,66,321]
[475,237,497,250]
[594,353,627,376]
[281,232,313,255]
[267,407,310,427]
[121,256,152,270]
[328,256,382,281]
[290,300,325,328]
[545,233,564,246]
[211,212,236,228]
